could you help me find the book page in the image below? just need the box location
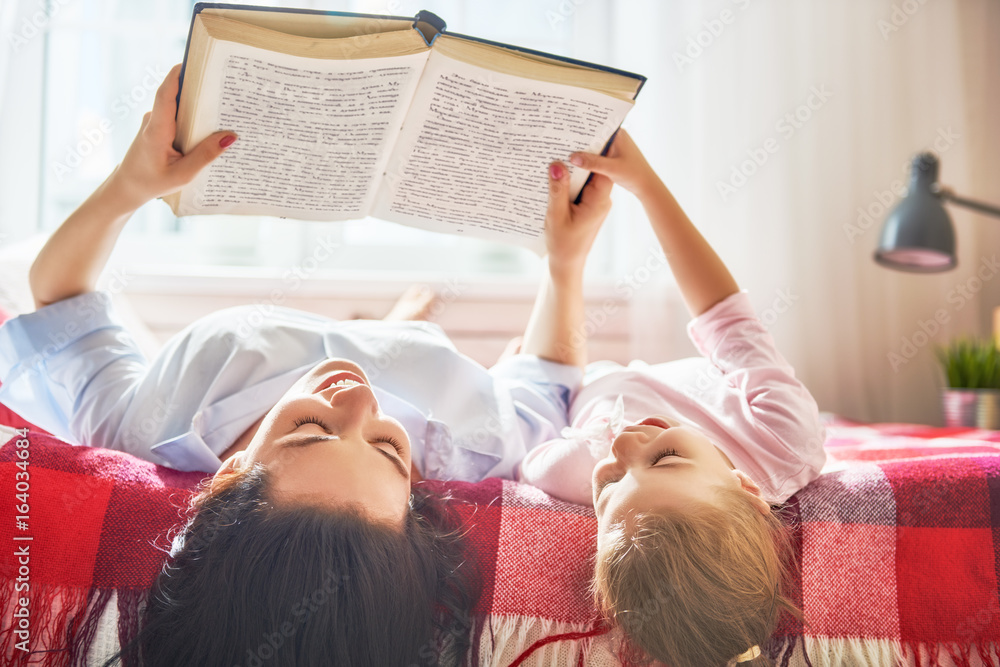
[371,50,634,253]
[177,41,430,220]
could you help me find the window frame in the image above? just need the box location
[33,0,629,288]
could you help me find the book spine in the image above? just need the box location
[175,4,207,119]
[413,10,446,46]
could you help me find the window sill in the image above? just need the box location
[110,263,634,369]
[113,263,624,300]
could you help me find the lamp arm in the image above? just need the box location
[934,186,1000,218]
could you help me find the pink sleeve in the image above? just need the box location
[687,291,826,500]
[517,437,600,506]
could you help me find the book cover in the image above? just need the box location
[165,3,646,254]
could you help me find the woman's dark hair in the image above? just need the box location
[106,463,479,667]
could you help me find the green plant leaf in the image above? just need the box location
[936,338,1000,389]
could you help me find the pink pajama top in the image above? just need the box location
[518,290,827,505]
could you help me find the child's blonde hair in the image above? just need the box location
[593,486,800,667]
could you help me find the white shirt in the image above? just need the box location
[0,291,581,479]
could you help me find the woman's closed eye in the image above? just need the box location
[292,416,404,455]
[371,435,404,455]
[293,416,329,430]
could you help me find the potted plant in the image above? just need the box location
[935,338,1000,429]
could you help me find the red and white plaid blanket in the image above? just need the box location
[1,417,1000,666]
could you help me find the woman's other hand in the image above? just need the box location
[109,64,237,209]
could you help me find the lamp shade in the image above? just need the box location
[874,153,957,272]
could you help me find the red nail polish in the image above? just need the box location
[550,163,564,180]
[219,135,236,148]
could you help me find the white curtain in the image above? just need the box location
[0,0,18,132]
[0,0,19,113]
[606,0,1000,424]
[0,0,45,248]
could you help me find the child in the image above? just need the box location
[518,129,827,667]
[0,65,613,666]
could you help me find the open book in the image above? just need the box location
[164,3,646,253]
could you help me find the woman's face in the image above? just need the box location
[216,358,412,526]
[591,416,769,549]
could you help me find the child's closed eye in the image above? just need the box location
[597,449,680,495]
[651,449,679,465]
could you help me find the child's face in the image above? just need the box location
[215,358,412,526]
[592,416,764,546]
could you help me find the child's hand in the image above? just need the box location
[569,128,659,199]
[544,161,613,275]
[109,64,237,210]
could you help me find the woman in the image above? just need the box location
[0,65,614,665]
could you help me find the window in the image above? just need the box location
[40,0,626,282]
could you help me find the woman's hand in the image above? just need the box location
[568,128,659,200]
[108,64,237,210]
[544,161,613,278]
[28,64,237,308]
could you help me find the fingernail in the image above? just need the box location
[219,135,237,148]
[570,154,583,167]
[549,163,564,180]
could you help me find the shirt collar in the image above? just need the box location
[149,363,315,472]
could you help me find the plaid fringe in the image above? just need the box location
[478,615,613,667]
[0,580,115,667]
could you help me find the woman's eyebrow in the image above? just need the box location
[281,434,408,479]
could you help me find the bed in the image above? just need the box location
[1,304,999,666]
